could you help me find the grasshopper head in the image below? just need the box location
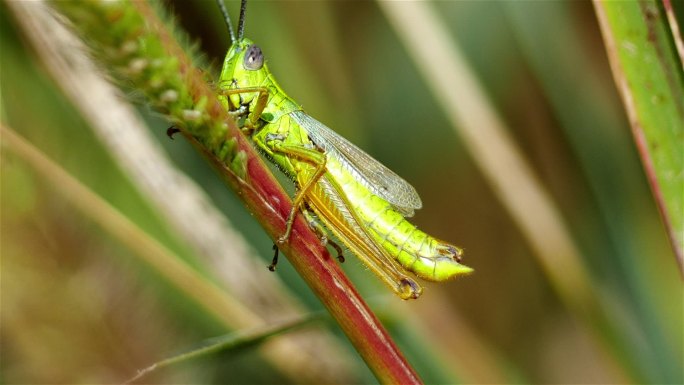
[218,38,269,111]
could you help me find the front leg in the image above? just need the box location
[218,86,269,130]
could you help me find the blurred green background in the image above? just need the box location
[2,1,682,384]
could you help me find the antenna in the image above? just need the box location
[216,0,236,44]
[237,0,247,41]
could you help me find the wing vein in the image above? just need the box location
[292,111,422,217]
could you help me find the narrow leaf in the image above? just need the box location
[594,0,684,273]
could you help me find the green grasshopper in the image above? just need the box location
[216,0,472,299]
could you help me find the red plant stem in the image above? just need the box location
[131,2,422,383]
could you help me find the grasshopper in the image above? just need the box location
[216,0,471,299]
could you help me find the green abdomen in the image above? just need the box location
[326,158,470,281]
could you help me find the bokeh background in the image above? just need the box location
[2,1,682,384]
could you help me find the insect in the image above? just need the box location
[216,0,472,299]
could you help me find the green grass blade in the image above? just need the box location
[125,313,321,384]
[594,0,684,272]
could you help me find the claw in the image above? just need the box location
[398,278,422,300]
[268,244,279,271]
[166,126,181,139]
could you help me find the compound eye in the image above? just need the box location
[244,44,264,70]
